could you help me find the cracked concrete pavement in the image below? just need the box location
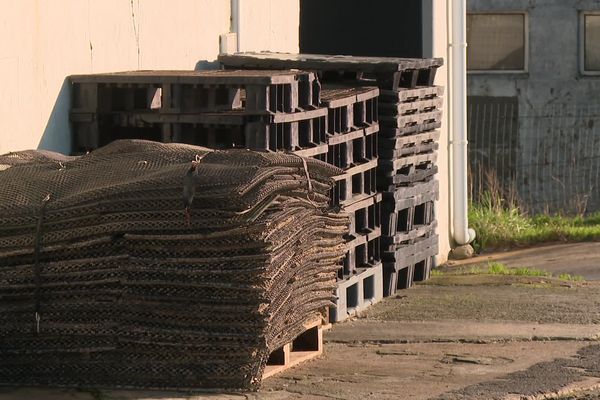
[1,243,599,400]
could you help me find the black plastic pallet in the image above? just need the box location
[379,86,444,104]
[326,124,378,169]
[330,160,377,207]
[218,52,443,91]
[70,69,320,115]
[382,189,438,238]
[379,141,438,160]
[383,255,435,295]
[378,120,442,138]
[377,152,438,190]
[330,262,383,323]
[338,230,381,279]
[321,86,379,134]
[343,193,382,238]
[382,219,437,248]
[71,108,329,153]
[377,167,438,191]
[379,130,440,159]
[382,234,438,296]
[379,97,443,117]
[379,110,442,130]
[382,179,439,202]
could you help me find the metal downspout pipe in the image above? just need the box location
[448,0,476,245]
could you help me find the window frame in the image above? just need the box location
[580,11,600,76]
[466,11,529,74]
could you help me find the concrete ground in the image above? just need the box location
[1,242,599,400]
[446,242,600,280]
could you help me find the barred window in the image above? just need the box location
[467,13,527,72]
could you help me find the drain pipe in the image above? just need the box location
[449,0,476,245]
[231,0,242,52]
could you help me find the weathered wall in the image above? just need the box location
[467,0,600,213]
[0,0,299,155]
[424,0,451,263]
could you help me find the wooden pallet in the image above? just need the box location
[263,317,324,379]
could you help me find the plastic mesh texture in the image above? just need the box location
[0,139,348,390]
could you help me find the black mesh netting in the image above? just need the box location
[0,139,348,390]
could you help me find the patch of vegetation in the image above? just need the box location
[434,262,584,282]
[469,190,600,252]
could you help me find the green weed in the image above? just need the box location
[469,192,600,251]
[434,262,583,282]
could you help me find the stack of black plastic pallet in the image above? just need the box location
[378,80,443,296]
[320,85,383,322]
[69,69,385,323]
[219,52,443,299]
[69,70,328,160]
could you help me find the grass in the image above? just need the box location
[469,190,600,251]
[432,262,584,282]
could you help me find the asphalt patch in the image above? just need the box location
[436,344,600,400]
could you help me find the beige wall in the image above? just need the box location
[423,0,452,263]
[0,0,300,155]
[238,0,300,53]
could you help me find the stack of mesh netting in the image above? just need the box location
[0,139,347,390]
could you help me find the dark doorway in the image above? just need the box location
[299,0,423,58]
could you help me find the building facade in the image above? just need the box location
[467,0,600,214]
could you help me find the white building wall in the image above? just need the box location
[0,0,300,155]
[423,0,452,263]
[238,0,300,53]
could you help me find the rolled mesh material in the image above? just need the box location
[0,139,348,390]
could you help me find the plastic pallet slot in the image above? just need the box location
[382,220,438,247]
[378,120,442,138]
[383,235,438,296]
[326,125,379,169]
[377,153,438,191]
[320,85,380,108]
[383,179,439,202]
[383,230,438,263]
[70,70,320,115]
[379,129,440,150]
[72,109,329,153]
[329,160,378,207]
[383,256,435,296]
[338,229,382,279]
[379,97,443,117]
[379,110,442,130]
[380,165,438,190]
[327,100,378,135]
[329,263,383,323]
[343,193,382,238]
[321,87,379,134]
[379,86,445,103]
[382,191,438,238]
[379,152,437,173]
[379,141,439,159]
